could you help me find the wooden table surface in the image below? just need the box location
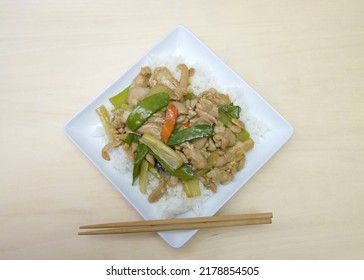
[1,0,363,259]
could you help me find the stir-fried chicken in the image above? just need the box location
[100,63,255,202]
[149,64,194,100]
[127,67,152,107]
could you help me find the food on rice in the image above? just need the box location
[96,62,255,207]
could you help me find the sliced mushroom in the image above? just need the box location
[148,179,167,203]
[177,64,189,93]
[101,141,122,160]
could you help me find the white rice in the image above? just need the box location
[145,174,214,219]
[95,55,270,218]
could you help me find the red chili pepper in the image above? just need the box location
[161,102,178,144]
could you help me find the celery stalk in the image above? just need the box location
[182,178,201,198]
[236,129,250,142]
[139,159,149,194]
[109,86,130,108]
[132,143,149,184]
[148,166,162,179]
[95,105,113,141]
[139,133,184,171]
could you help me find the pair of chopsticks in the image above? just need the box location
[78,212,273,235]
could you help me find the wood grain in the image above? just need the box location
[0,0,363,259]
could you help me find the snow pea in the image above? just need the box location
[167,124,214,146]
[124,133,140,145]
[126,92,170,131]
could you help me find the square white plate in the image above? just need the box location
[64,25,293,248]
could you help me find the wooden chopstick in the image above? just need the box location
[78,212,272,235]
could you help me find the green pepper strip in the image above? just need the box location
[168,124,214,146]
[132,143,149,185]
[126,92,170,131]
